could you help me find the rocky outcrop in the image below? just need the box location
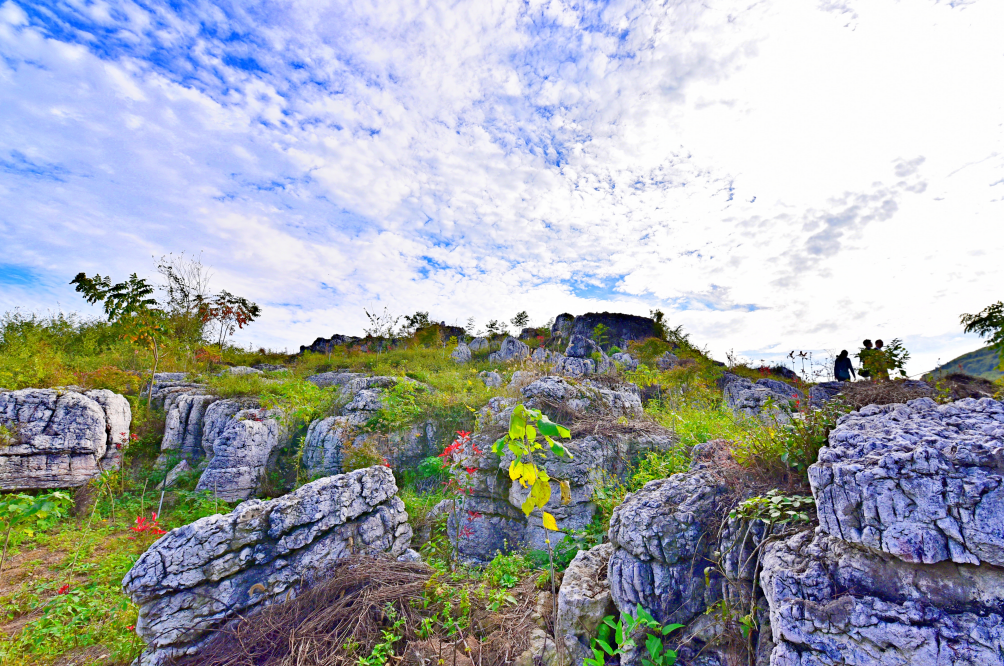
[556,543,616,666]
[161,393,220,462]
[451,343,472,364]
[0,388,131,490]
[469,337,489,353]
[195,402,285,502]
[489,336,530,364]
[123,466,412,666]
[570,313,657,349]
[606,471,725,627]
[811,396,1004,566]
[299,377,438,479]
[610,352,638,371]
[761,529,1004,666]
[219,366,261,376]
[551,313,576,340]
[446,377,666,563]
[721,372,799,420]
[566,335,600,359]
[808,381,843,406]
[305,371,364,388]
[554,357,594,377]
[479,371,503,388]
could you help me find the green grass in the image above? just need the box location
[931,345,1004,381]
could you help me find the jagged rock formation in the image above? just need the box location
[551,313,576,340]
[446,376,671,563]
[304,371,364,388]
[812,396,1004,566]
[489,336,530,364]
[721,372,800,420]
[451,342,472,363]
[219,365,261,376]
[607,471,726,627]
[195,402,286,502]
[469,337,490,353]
[0,388,131,490]
[123,466,412,666]
[566,334,601,359]
[161,393,220,462]
[299,376,437,479]
[556,543,616,666]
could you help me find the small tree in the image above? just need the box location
[363,307,401,339]
[961,301,1004,370]
[485,319,507,338]
[510,311,530,331]
[402,311,432,337]
[199,290,262,349]
[71,272,167,406]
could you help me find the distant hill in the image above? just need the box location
[929,346,1003,381]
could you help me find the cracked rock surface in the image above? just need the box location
[606,471,726,627]
[761,529,1004,666]
[123,465,412,666]
[811,396,1004,566]
[0,388,131,489]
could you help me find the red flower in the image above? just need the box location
[464,466,476,475]
[126,625,135,631]
[56,584,70,595]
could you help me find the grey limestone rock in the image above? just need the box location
[469,337,489,353]
[809,381,843,407]
[655,351,679,370]
[607,471,726,627]
[0,388,131,490]
[521,376,642,419]
[554,356,594,377]
[158,460,192,490]
[480,371,504,388]
[123,465,412,666]
[219,365,262,376]
[161,392,219,462]
[196,403,285,502]
[305,371,363,388]
[488,336,530,364]
[154,372,189,382]
[611,352,638,371]
[302,415,350,478]
[721,373,798,420]
[761,529,1004,666]
[810,396,1004,566]
[551,313,575,340]
[566,334,600,359]
[451,342,472,364]
[556,543,616,666]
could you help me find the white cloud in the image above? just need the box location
[0,0,1001,375]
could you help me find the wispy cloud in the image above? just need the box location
[0,0,1001,374]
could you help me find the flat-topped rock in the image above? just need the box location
[123,465,411,666]
[811,396,1004,566]
[0,388,131,490]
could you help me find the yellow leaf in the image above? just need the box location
[509,460,520,481]
[521,463,537,489]
[542,512,558,531]
[530,476,551,509]
[560,480,571,505]
[521,495,535,517]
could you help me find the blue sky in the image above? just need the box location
[1,0,1002,374]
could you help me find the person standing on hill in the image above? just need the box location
[873,339,891,380]
[857,340,875,379]
[834,350,856,381]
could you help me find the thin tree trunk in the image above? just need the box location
[147,337,160,410]
[0,524,12,578]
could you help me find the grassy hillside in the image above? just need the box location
[930,345,1003,381]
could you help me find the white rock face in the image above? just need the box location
[302,415,351,478]
[451,342,472,364]
[0,388,131,490]
[761,529,1004,666]
[811,396,1004,566]
[556,543,616,666]
[195,404,285,502]
[161,393,219,461]
[488,336,530,364]
[123,465,412,666]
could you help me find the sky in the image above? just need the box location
[1,0,1002,376]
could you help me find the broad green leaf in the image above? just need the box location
[542,512,558,531]
[521,495,535,517]
[596,640,614,656]
[646,634,661,659]
[525,425,537,443]
[662,623,685,635]
[559,480,572,505]
[508,441,524,456]
[537,419,562,438]
[509,405,527,440]
[491,438,505,455]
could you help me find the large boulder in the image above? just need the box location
[160,392,219,462]
[811,396,1004,566]
[302,415,351,478]
[451,342,472,364]
[305,371,363,388]
[553,356,594,377]
[448,378,664,563]
[469,337,490,353]
[0,388,131,490]
[606,471,726,627]
[551,313,576,340]
[566,334,600,359]
[721,373,799,420]
[195,401,285,502]
[489,336,530,364]
[556,543,616,666]
[123,466,412,666]
[761,529,1004,666]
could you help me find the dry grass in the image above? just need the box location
[837,380,934,411]
[171,556,541,666]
